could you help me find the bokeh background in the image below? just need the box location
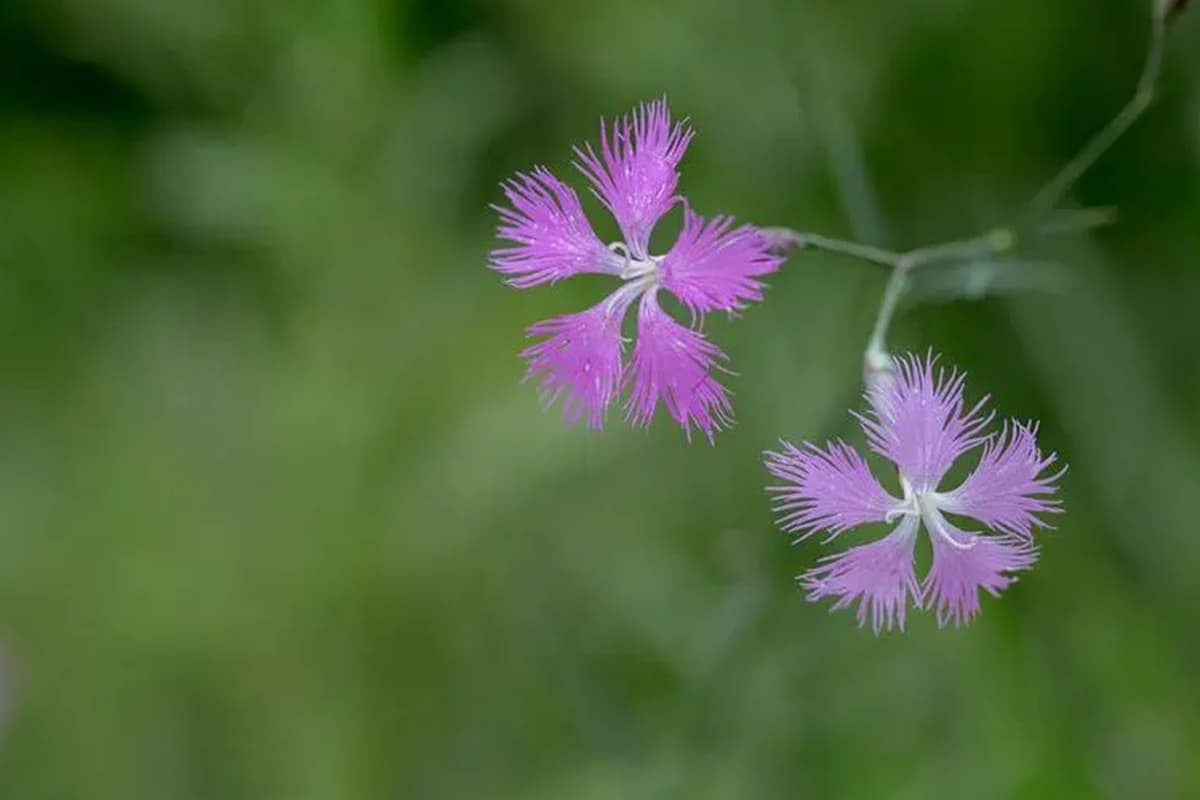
[1,0,1199,797]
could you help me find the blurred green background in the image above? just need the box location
[1,0,1199,797]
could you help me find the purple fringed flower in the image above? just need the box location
[490,98,782,441]
[764,353,1065,631]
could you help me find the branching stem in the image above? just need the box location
[767,15,1171,376]
[1025,18,1166,222]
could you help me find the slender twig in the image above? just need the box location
[1025,17,1166,222]
[759,229,901,268]
[767,13,1172,375]
[903,229,1015,270]
[864,268,910,372]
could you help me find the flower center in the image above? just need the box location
[620,258,659,281]
[886,484,976,551]
[916,493,976,550]
[609,242,661,283]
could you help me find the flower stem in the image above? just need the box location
[864,267,909,372]
[767,13,1171,376]
[1025,16,1166,223]
[759,229,901,268]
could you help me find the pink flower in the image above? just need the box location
[764,353,1065,631]
[490,98,782,441]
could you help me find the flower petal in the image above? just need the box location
[625,289,731,442]
[573,98,693,258]
[520,289,636,429]
[922,509,1038,627]
[491,166,619,288]
[659,207,783,315]
[799,515,921,634]
[855,352,993,491]
[764,440,899,541]
[941,420,1064,537]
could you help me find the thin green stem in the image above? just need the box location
[764,226,1018,368]
[903,228,1015,269]
[760,228,901,268]
[1025,18,1166,222]
[767,13,1171,377]
[861,229,1017,366]
[864,267,910,372]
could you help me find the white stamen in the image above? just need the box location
[610,242,661,282]
[917,495,977,550]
